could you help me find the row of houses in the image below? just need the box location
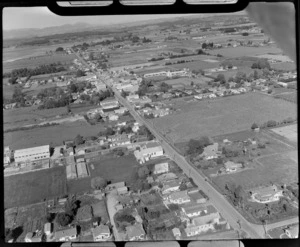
[143,68,191,79]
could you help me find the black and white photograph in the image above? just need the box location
[2,0,298,243]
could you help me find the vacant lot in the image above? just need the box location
[152,92,297,143]
[89,154,140,184]
[271,124,297,143]
[209,46,282,58]
[213,152,298,191]
[4,167,67,208]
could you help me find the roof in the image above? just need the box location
[106,182,125,190]
[188,191,205,202]
[169,190,190,201]
[252,185,278,197]
[224,161,243,169]
[144,142,161,149]
[154,162,169,171]
[163,179,181,189]
[55,227,77,239]
[192,213,219,226]
[157,172,178,181]
[202,143,219,157]
[44,222,52,232]
[14,145,50,157]
[182,202,206,215]
[126,223,145,239]
[172,228,181,235]
[92,225,110,237]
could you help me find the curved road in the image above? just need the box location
[72,49,298,239]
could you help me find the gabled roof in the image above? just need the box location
[55,227,77,239]
[182,202,206,215]
[252,185,278,197]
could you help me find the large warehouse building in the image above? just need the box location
[14,145,50,163]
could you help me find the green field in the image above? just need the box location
[4,166,67,208]
[271,62,297,71]
[152,92,297,143]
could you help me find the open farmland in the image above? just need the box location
[271,124,298,143]
[151,92,297,143]
[3,53,76,73]
[209,46,282,58]
[213,151,298,191]
[4,166,67,208]
[170,60,221,71]
[271,62,297,71]
[4,120,106,150]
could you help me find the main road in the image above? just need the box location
[72,49,298,239]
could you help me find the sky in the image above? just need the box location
[3,7,195,30]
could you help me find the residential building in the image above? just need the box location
[134,142,164,163]
[55,227,77,241]
[14,145,50,164]
[24,232,42,242]
[117,186,128,195]
[100,98,119,110]
[182,203,206,218]
[126,223,145,241]
[108,113,119,121]
[168,190,191,204]
[201,143,220,160]
[156,172,178,183]
[162,180,181,194]
[126,94,139,102]
[224,161,243,173]
[106,181,126,191]
[92,225,111,241]
[188,190,207,204]
[251,185,283,203]
[153,162,169,175]
[172,228,181,239]
[44,223,52,236]
[114,107,128,115]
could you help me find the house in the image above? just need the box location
[92,225,111,241]
[224,161,243,173]
[106,181,126,191]
[24,232,42,242]
[54,227,77,241]
[153,162,169,174]
[162,179,181,194]
[4,102,17,109]
[117,186,128,195]
[168,190,191,204]
[182,203,206,218]
[284,224,299,238]
[251,185,283,203]
[114,107,128,115]
[172,228,181,239]
[126,94,139,102]
[126,223,145,241]
[108,113,119,121]
[184,205,220,237]
[44,223,52,236]
[201,143,220,160]
[134,142,164,163]
[100,98,119,110]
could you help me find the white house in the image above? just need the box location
[44,222,52,236]
[162,180,181,194]
[182,203,206,218]
[92,225,111,241]
[134,142,164,164]
[224,161,243,173]
[172,228,181,239]
[54,227,77,241]
[251,185,283,203]
[201,143,220,160]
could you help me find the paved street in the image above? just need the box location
[72,49,298,239]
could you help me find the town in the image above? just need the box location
[3,10,298,242]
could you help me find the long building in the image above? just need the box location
[14,145,50,163]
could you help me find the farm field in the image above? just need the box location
[271,62,297,71]
[271,124,297,143]
[4,166,67,208]
[209,46,282,58]
[4,120,105,150]
[274,92,297,104]
[170,60,221,71]
[209,67,253,80]
[151,92,297,143]
[212,152,298,192]
[3,53,76,73]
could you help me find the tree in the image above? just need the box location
[138,166,150,179]
[104,127,115,136]
[5,226,23,242]
[46,213,56,223]
[186,138,209,156]
[56,213,72,227]
[56,47,64,52]
[251,123,259,130]
[76,70,85,77]
[216,74,226,84]
[235,71,247,84]
[12,87,25,105]
[254,70,259,80]
[267,89,272,94]
[89,52,94,61]
[121,90,128,98]
[266,120,277,127]
[74,134,85,146]
[91,176,107,190]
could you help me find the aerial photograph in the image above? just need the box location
[2,2,298,243]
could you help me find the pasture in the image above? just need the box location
[209,46,282,58]
[151,92,297,143]
[213,152,298,191]
[271,62,297,71]
[271,124,297,143]
[4,166,67,208]
[4,120,106,150]
[3,53,76,73]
